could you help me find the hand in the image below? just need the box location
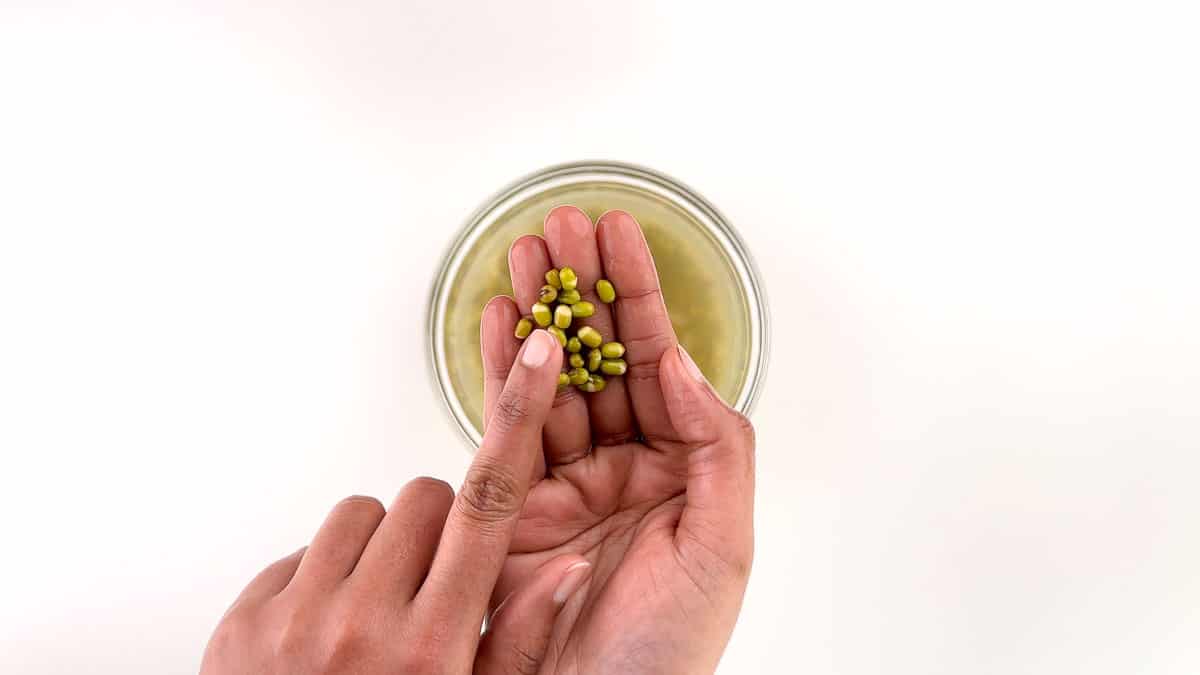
[479,207,756,674]
[201,329,594,675]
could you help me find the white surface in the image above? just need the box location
[1,2,1198,673]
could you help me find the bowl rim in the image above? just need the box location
[426,159,771,449]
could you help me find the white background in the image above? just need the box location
[2,1,1198,673]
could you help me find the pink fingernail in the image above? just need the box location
[553,561,592,605]
[547,205,593,237]
[677,344,706,383]
[522,330,553,368]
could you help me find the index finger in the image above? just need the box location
[418,329,562,637]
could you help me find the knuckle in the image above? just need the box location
[617,286,666,305]
[273,609,313,660]
[324,615,370,667]
[507,643,543,675]
[457,462,524,524]
[623,332,675,368]
[675,407,718,442]
[732,412,756,446]
[395,650,440,673]
[728,413,758,477]
[484,358,514,380]
[624,359,661,386]
[491,390,536,434]
[551,384,582,408]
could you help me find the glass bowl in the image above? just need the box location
[427,161,769,449]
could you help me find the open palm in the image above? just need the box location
[478,207,756,674]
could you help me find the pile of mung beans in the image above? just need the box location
[514,267,625,392]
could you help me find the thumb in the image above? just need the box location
[474,555,593,675]
[660,344,756,577]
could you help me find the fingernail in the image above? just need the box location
[546,205,592,237]
[677,344,706,383]
[598,209,636,229]
[522,330,554,368]
[553,561,592,605]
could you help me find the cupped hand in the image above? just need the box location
[201,329,595,675]
[480,207,756,674]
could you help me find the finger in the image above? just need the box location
[225,546,306,614]
[543,205,637,448]
[481,296,546,480]
[660,345,756,577]
[508,233,592,465]
[351,477,455,600]
[420,329,562,637]
[481,296,522,429]
[474,555,592,675]
[508,235,552,309]
[290,495,386,589]
[596,210,680,445]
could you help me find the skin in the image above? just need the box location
[201,207,755,674]
[201,331,595,675]
[482,207,755,674]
